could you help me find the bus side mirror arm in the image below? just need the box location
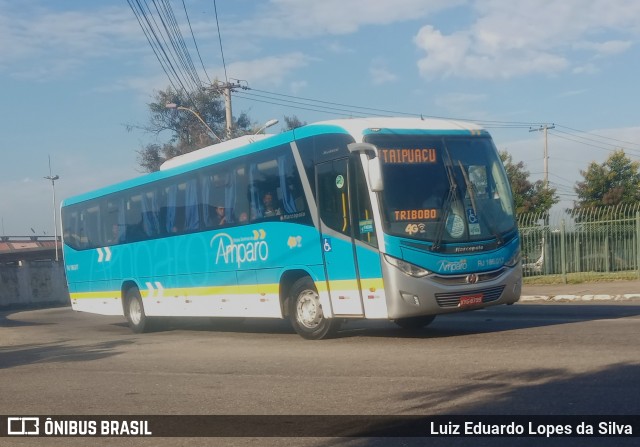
[348,143,384,192]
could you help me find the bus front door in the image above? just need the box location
[316,158,364,317]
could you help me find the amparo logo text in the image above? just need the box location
[437,259,468,273]
[210,232,269,268]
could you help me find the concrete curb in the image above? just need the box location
[520,294,640,302]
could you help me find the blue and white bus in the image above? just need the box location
[61,117,521,339]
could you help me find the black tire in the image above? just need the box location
[289,277,340,340]
[124,287,155,333]
[394,315,436,330]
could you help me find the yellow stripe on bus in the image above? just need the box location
[71,283,280,300]
[70,278,383,300]
[70,291,119,300]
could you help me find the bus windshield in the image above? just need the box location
[365,134,515,246]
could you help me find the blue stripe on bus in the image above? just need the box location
[383,234,520,275]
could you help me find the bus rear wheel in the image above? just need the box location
[289,277,340,340]
[124,287,154,333]
[394,315,436,330]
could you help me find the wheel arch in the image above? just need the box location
[120,279,141,314]
[279,268,320,318]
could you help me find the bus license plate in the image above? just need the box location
[459,294,483,307]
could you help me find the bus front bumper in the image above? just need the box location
[382,261,522,320]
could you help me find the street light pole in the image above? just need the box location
[44,156,60,262]
[254,119,279,135]
[165,103,222,143]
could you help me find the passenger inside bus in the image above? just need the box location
[262,191,281,217]
[214,205,227,226]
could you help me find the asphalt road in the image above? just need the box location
[1,302,639,447]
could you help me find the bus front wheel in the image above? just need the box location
[124,287,153,333]
[394,315,436,330]
[289,278,340,340]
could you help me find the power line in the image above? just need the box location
[181,0,212,85]
[153,0,202,91]
[549,131,640,156]
[233,92,369,118]
[127,0,183,94]
[247,88,419,118]
[549,172,576,184]
[128,1,550,132]
[244,87,545,128]
[212,0,228,84]
[239,90,384,117]
[555,124,640,149]
[550,128,640,156]
[132,1,639,159]
[145,0,197,93]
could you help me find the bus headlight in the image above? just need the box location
[505,249,521,267]
[384,254,431,278]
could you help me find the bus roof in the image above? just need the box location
[159,134,273,171]
[62,117,487,207]
[309,117,486,140]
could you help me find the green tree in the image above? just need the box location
[282,115,307,131]
[500,151,558,215]
[575,149,640,209]
[131,86,253,172]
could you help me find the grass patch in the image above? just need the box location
[523,270,640,285]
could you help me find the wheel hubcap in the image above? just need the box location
[129,299,142,325]
[296,290,322,329]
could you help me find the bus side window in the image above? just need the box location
[124,193,145,243]
[246,148,292,221]
[104,197,126,245]
[233,164,249,225]
[62,208,81,250]
[184,179,200,231]
[163,183,184,234]
[141,190,161,238]
[76,205,101,248]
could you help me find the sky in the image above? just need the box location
[1,0,640,236]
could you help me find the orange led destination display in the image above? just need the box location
[380,148,437,164]
[394,209,438,221]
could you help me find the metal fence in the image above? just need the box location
[518,204,640,282]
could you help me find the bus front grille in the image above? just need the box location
[435,285,505,308]
[430,268,506,285]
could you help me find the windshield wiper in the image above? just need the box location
[457,160,504,247]
[431,142,458,252]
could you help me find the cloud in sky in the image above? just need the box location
[433,92,489,119]
[0,3,143,78]
[234,0,458,38]
[115,52,313,97]
[0,1,141,64]
[369,59,398,85]
[5,0,639,86]
[220,53,314,86]
[414,0,640,79]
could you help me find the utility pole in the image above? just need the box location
[223,85,233,140]
[529,124,555,189]
[211,79,247,140]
